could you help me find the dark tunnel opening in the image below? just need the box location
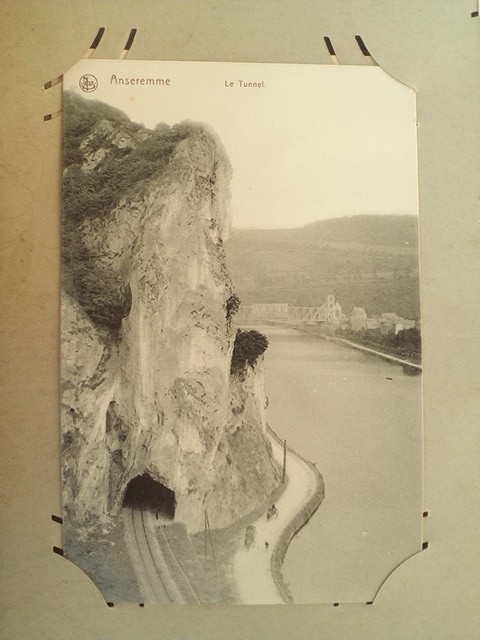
[123,473,176,519]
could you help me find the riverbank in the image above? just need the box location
[232,427,324,604]
[266,426,325,602]
[296,325,422,371]
[262,326,422,602]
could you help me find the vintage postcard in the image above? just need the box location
[61,59,421,604]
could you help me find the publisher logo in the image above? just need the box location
[79,74,98,93]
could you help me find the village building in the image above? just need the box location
[348,308,414,334]
[350,306,368,331]
[379,312,416,335]
[319,294,344,325]
[329,296,344,324]
[366,317,380,330]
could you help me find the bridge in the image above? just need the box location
[236,303,330,325]
[288,307,326,322]
[234,303,421,373]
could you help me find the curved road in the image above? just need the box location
[232,433,318,604]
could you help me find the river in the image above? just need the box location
[259,326,423,604]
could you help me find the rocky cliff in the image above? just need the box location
[61,93,280,532]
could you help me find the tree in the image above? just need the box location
[231,329,269,374]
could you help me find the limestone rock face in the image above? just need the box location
[62,107,280,532]
[79,118,149,172]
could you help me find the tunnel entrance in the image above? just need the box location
[122,473,176,519]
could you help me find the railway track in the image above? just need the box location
[124,508,199,604]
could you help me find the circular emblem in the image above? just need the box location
[79,74,98,93]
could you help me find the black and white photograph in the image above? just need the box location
[61,58,422,605]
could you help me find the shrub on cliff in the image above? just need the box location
[63,91,136,167]
[226,293,241,323]
[63,91,202,223]
[230,329,268,374]
[62,92,205,335]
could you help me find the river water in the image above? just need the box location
[260,326,422,604]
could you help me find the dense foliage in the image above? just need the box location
[341,326,421,362]
[226,293,241,323]
[62,92,200,334]
[63,91,138,166]
[66,261,132,333]
[231,329,269,374]
[63,92,198,223]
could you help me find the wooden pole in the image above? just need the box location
[204,510,208,570]
[282,439,287,483]
[206,512,219,579]
[204,510,218,577]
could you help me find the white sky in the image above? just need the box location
[66,59,418,229]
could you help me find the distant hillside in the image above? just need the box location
[225,215,421,320]
[291,214,418,248]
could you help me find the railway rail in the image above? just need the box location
[124,508,199,604]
